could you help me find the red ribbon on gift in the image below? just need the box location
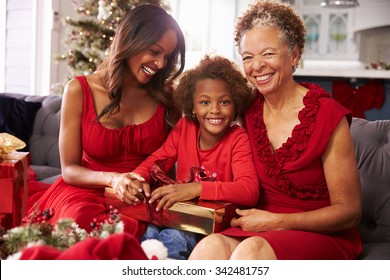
[150,159,216,186]
[147,159,217,224]
[0,152,29,228]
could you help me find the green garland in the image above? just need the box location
[0,206,123,260]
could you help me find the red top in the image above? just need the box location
[246,82,351,212]
[134,117,260,207]
[79,77,167,172]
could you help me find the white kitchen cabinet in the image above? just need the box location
[291,0,390,78]
[294,0,358,60]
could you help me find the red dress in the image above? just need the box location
[221,83,362,259]
[28,76,168,238]
[133,118,260,206]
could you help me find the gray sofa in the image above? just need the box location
[1,93,61,183]
[1,93,389,259]
[350,118,390,260]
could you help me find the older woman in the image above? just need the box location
[189,0,362,260]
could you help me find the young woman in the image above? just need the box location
[28,4,185,239]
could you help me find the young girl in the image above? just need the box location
[131,54,260,259]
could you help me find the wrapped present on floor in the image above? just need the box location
[0,133,30,229]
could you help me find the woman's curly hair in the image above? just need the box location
[234,0,306,60]
[173,54,256,122]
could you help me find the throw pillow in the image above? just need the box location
[0,95,42,151]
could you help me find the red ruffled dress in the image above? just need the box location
[221,83,362,259]
[27,76,168,239]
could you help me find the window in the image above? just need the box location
[0,0,6,92]
[169,0,237,69]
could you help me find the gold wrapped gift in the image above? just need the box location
[162,199,236,235]
[105,188,236,235]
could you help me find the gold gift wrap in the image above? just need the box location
[105,188,236,235]
[161,199,236,235]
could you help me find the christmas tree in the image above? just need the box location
[55,0,170,80]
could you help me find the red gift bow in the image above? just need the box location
[150,159,216,186]
[145,159,217,223]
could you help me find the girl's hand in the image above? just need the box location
[149,182,202,211]
[127,172,151,199]
[230,208,282,232]
[110,172,147,205]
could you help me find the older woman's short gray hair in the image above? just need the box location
[234,0,306,59]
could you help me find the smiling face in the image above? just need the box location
[192,79,236,149]
[240,28,299,95]
[127,28,178,84]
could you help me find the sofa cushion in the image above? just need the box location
[360,243,390,260]
[28,97,61,170]
[1,93,62,181]
[30,165,61,182]
[351,118,390,259]
[0,95,42,150]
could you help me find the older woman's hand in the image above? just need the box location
[230,208,282,232]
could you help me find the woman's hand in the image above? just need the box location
[149,182,202,211]
[109,172,149,205]
[230,208,282,232]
